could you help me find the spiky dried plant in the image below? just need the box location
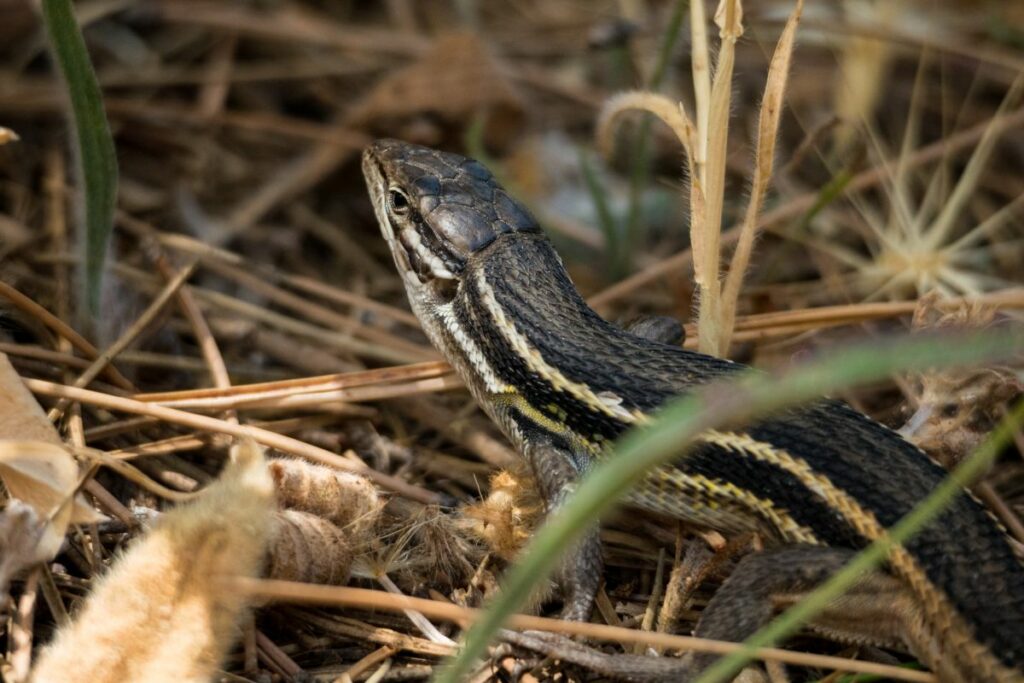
[813,66,1024,301]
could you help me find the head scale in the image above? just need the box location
[362,139,541,299]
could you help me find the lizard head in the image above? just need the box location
[362,139,541,308]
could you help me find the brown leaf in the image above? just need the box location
[0,441,105,560]
[0,354,104,526]
[0,354,65,444]
[0,500,53,596]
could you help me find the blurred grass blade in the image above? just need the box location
[925,73,1023,250]
[623,0,688,262]
[693,395,1024,683]
[41,0,118,316]
[578,150,623,278]
[434,328,1023,683]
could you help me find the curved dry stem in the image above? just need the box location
[0,281,134,391]
[596,92,718,349]
[690,0,711,175]
[24,378,442,505]
[595,91,699,167]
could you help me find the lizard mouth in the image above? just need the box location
[395,226,430,282]
[361,143,459,288]
[362,151,418,283]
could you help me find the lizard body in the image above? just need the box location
[362,139,1024,682]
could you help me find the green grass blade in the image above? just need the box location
[434,329,1023,682]
[795,166,854,235]
[623,0,688,261]
[41,0,118,316]
[693,395,1024,683]
[578,150,623,278]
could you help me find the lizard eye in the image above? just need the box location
[388,188,411,216]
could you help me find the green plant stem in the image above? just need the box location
[623,0,688,267]
[579,150,623,277]
[41,0,118,317]
[792,161,857,237]
[693,395,1024,683]
[434,329,1023,683]
[827,661,924,683]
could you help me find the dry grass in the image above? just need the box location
[0,1,1022,681]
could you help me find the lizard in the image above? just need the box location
[361,138,1024,682]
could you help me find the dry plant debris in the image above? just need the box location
[265,457,383,586]
[29,440,275,683]
[902,294,1023,468]
[597,0,804,356]
[461,465,544,562]
[0,0,1021,681]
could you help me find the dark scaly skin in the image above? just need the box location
[362,139,1024,682]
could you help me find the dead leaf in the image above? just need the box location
[0,354,65,444]
[0,500,53,597]
[0,441,102,559]
[0,354,104,526]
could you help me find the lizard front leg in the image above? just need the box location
[622,315,685,346]
[521,436,603,622]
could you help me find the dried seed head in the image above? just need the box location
[460,466,543,561]
[372,504,484,592]
[269,458,382,537]
[266,510,353,586]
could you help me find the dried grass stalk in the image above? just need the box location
[718,0,803,354]
[925,73,1024,250]
[76,447,197,503]
[690,0,711,176]
[832,0,906,152]
[598,1,803,357]
[695,0,744,355]
[596,91,699,164]
[595,92,709,343]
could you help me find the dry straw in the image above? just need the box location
[597,0,804,357]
